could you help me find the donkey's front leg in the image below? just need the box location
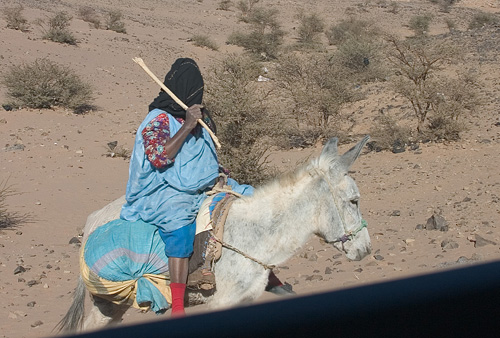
[83,296,128,331]
[209,258,269,309]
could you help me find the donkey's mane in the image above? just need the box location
[249,150,338,199]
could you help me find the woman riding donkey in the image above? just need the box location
[120,58,291,317]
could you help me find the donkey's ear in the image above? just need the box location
[321,137,339,158]
[339,135,370,171]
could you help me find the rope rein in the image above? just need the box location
[210,231,276,270]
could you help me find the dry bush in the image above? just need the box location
[227,7,285,59]
[387,37,481,140]
[326,18,380,46]
[369,114,412,151]
[78,6,101,29]
[190,34,219,51]
[204,54,274,185]
[236,0,260,21]
[3,5,30,31]
[0,181,31,228]
[37,11,76,45]
[217,0,233,11]
[408,14,433,36]
[274,52,358,146]
[468,12,499,30]
[105,10,126,33]
[295,12,325,48]
[331,35,387,83]
[2,58,94,112]
[428,0,460,13]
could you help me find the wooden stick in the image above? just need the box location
[132,57,221,149]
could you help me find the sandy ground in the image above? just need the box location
[0,0,499,337]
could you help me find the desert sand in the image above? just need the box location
[0,0,499,337]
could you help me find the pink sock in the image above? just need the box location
[170,283,186,317]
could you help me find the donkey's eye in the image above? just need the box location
[350,199,359,207]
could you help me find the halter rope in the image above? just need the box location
[311,168,368,244]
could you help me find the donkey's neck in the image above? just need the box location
[225,171,321,266]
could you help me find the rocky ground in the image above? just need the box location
[0,0,499,337]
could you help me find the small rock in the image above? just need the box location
[27,301,36,307]
[27,280,39,287]
[325,267,333,274]
[441,239,459,250]
[404,239,415,246]
[31,320,43,328]
[354,268,363,273]
[390,210,401,216]
[8,312,17,319]
[69,237,81,245]
[415,224,425,230]
[473,235,497,248]
[14,266,26,274]
[307,253,318,262]
[425,214,448,231]
[305,274,323,281]
[46,264,52,269]
[16,231,22,235]
[14,310,27,317]
[374,254,384,261]
[18,277,26,283]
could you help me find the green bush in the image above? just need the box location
[2,58,94,112]
[3,5,30,31]
[204,54,273,185]
[38,11,77,45]
[78,6,101,29]
[105,10,126,33]
[468,12,499,29]
[190,34,219,51]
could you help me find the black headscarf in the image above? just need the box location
[148,58,204,119]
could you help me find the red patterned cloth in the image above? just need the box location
[141,113,178,169]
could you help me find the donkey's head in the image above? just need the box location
[312,136,371,261]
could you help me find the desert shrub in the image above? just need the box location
[204,54,273,185]
[408,14,433,36]
[386,37,481,139]
[468,12,499,30]
[0,181,31,228]
[331,36,387,83]
[369,114,412,151]
[444,18,456,32]
[295,12,325,48]
[428,0,460,13]
[190,34,219,50]
[236,0,260,21]
[78,6,101,29]
[217,0,233,10]
[326,18,380,46]
[37,11,77,45]
[2,58,94,112]
[274,52,357,145]
[3,5,30,31]
[227,7,285,59]
[105,10,126,33]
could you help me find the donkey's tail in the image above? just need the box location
[55,276,86,332]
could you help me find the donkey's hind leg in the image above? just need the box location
[83,296,127,331]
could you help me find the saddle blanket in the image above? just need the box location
[80,193,227,313]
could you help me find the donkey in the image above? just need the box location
[57,136,372,332]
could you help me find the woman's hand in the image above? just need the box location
[185,104,203,130]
